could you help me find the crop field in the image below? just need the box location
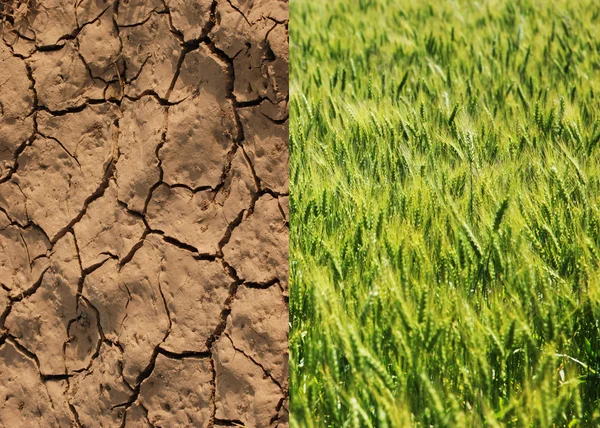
[290,0,600,426]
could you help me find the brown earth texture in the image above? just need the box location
[0,0,288,426]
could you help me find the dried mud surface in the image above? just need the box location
[0,1,288,426]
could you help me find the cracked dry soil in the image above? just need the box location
[0,0,289,426]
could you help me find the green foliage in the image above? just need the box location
[289,0,600,426]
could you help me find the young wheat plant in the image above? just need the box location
[290,0,600,426]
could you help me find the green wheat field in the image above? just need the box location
[289,0,600,426]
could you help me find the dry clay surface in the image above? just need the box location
[0,1,288,426]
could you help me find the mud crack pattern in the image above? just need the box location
[0,1,288,426]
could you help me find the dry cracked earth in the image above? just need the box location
[0,0,288,426]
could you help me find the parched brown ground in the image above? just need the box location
[0,1,288,427]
